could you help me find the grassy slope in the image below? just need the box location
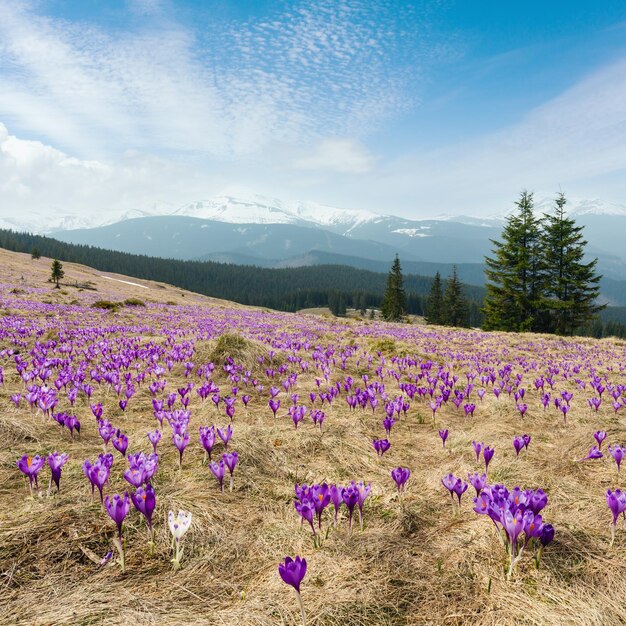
[0,249,625,625]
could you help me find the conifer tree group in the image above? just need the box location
[425,267,470,327]
[483,191,603,335]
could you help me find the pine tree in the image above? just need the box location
[483,191,545,331]
[541,193,604,335]
[443,265,470,327]
[31,247,40,260]
[425,271,444,324]
[50,259,64,288]
[381,255,407,322]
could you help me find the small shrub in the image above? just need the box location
[372,338,396,354]
[124,298,146,307]
[91,300,121,311]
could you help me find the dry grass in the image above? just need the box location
[1,248,626,625]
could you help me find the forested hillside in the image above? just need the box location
[0,229,484,322]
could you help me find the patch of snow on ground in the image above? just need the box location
[101,276,149,289]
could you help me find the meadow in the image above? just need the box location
[1,249,626,626]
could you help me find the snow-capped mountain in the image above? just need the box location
[0,211,100,234]
[4,192,626,236]
[170,194,383,235]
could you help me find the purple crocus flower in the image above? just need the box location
[218,425,233,449]
[453,478,468,507]
[342,484,360,531]
[17,454,46,496]
[472,440,483,462]
[47,452,69,494]
[483,446,495,472]
[223,451,239,492]
[269,398,280,418]
[131,483,156,545]
[278,556,307,624]
[279,555,307,592]
[199,425,216,462]
[173,431,190,467]
[147,429,161,454]
[294,497,317,536]
[607,489,626,545]
[98,419,116,448]
[123,463,146,488]
[609,444,624,475]
[594,431,607,449]
[383,416,396,436]
[105,492,130,572]
[441,473,457,506]
[578,446,603,461]
[391,467,410,492]
[112,432,128,457]
[372,438,391,458]
[540,524,554,546]
[468,472,487,496]
[329,484,343,525]
[522,434,531,450]
[210,460,226,491]
[438,429,449,449]
[513,436,524,457]
[310,483,331,528]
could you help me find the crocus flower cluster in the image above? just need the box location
[441,473,468,511]
[473,484,554,576]
[209,451,239,492]
[294,480,371,542]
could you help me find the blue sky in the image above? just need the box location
[1,0,626,221]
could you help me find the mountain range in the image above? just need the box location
[3,192,625,302]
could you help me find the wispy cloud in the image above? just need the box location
[0,0,441,159]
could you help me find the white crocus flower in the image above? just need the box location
[168,510,192,569]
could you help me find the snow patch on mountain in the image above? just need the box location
[392,228,431,237]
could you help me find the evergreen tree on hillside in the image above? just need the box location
[381,255,407,322]
[443,265,470,327]
[541,192,604,335]
[50,259,64,288]
[425,271,444,324]
[483,191,545,331]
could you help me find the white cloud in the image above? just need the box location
[0,122,220,224]
[293,138,375,173]
[0,0,436,159]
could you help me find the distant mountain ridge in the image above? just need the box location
[3,191,625,293]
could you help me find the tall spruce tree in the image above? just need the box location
[483,191,545,331]
[425,271,444,324]
[443,265,470,327]
[381,254,407,322]
[541,192,604,335]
